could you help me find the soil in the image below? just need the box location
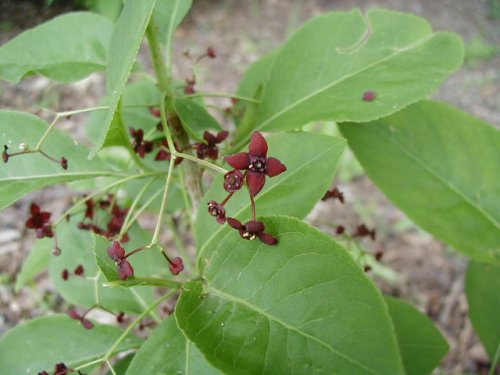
[0,0,499,374]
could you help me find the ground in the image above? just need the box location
[0,0,499,374]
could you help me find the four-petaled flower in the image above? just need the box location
[226,218,278,246]
[130,127,154,158]
[25,203,54,238]
[107,241,134,280]
[195,130,228,160]
[224,131,286,196]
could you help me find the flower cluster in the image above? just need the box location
[207,131,286,245]
[38,362,72,375]
[25,203,54,239]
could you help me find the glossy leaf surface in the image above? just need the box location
[339,101,500,263]
[256,9,463,133]
[179,217,404,374]
[0,12,113,83]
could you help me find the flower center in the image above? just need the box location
[248,156,267,173]
[241,230,257,240]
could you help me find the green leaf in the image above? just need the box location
[15,238,52,292]
[195,132,345,264]
[339,100,500,263]
[385,296,449,375]
[89,0,123,22]
[236,50,278,101]
[50,222,162,313]
[466,261,500,361]
[126,317,221,375]
[155,0,193,51]
[91,0,157,155]
[175,98,222,141]
[178,216,404,374]
[0,315,141,375]
[0,111,114,210]
[0,12,113,83]
[255,9,463,133]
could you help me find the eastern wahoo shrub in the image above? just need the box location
[0,1,499,374]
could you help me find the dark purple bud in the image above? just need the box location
[207,46,216,58]
[61,269,69,281]
[362,90,377,102]
[2,145,9,163]
[375,251,384,261]
[207,200,226,224]
[67,309,81,320]
[116,312,125,323]
[224,170,244,193]
[169,257,184,275]
[74,264,85,276]
[81,319,94,330]
[336,225,345,235]
[60,157,68,170]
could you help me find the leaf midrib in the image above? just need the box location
[196,140,344,259]
[257,33,435,130]
[371,125,500,231]
[208,286,383,375]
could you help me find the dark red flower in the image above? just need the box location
[184,77,196,95]
[322,187,345,203]
[354,224,376,241]
[224,131,286,196]
[2,145,9,163]
[155,139,183,165]
[54,363,70,375]
[60,157,68,170]
[223,169,244,193]
[107,241,134,280]
[169,257,184,275]
[226,218,278,245]
[67,309,94,330]
[149,107,161,117]
[195,130,228,160]
[336,225,345,235]
[207,200,226,224]
[36,225,54,239]
[61,269,69,281]
[207,46,216,58]
[74,264,85,276]
[130,127,154,158]
[84,198,94,220]
[26,203,51,230]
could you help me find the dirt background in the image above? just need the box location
[0,0,499,374]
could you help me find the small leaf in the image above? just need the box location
[155,0,193,48]
[196,132,345,264]
[15,238,52,292]
[466,261,500,361]
[339,100,500,263]
[256,9,463,133]
[175,98,222,141]
[0,315,141,375]
[0,111,113,210]
[126,317,220,375]
[385,296,449,375]
[91,0,157,156]
[0,12,113,83]
[178,217,404,374]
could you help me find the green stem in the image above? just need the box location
[53,173,162,226]
[146,16,171,93]
[176,167,194,229]
[176,152,229,174]
[119,178,157,238]
[130,288,161,323]
[489,343,500,375]
[119,186,164,235]
[185,92,259,103]
[151,157,176,245]
[104,290,177,360]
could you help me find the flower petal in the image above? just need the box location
[227,217,244,230]
[216,130,229,143]
[265,157,287,177]
[249,131,268,157]
[118,260,134,280]
[224,152,250,170]
[246,220,265,234]
[246,171,266,196]
[25,217,35,229]
[259,232,278,246]
[107,241,125,260]
[41,211,51,222]
[203,131,217,144]
[30,203,40,215]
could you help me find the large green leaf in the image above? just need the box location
[0,315,141,375]
[466,261,500,361]
[175,98,222,141]
[385,296,449,375]
[50,222,164,313]
[0,12,113,83]
[195,132,345,265]
[126,317,221,375]
[255,9,463,133]
[0,111,114,210]
[178,216,404,374]
[91,0,157,155]
[339,100,500,263]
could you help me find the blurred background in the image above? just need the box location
[0,1,499,373]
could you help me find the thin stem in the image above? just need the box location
[489,343,500,375]
[104,290,176,360]
[176,167,194,229]
[249,193,257,221]
[53,173,161,226]
[159,92,177,153]
[119,186,164,235]
[221,192,235,206]
[185,92,259,103]
[35,115,59,150]
[107,360,117,375]
[119,178,156,238]
[130,288,161,323]
[175,152,229,174]
[151,156,176,245]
